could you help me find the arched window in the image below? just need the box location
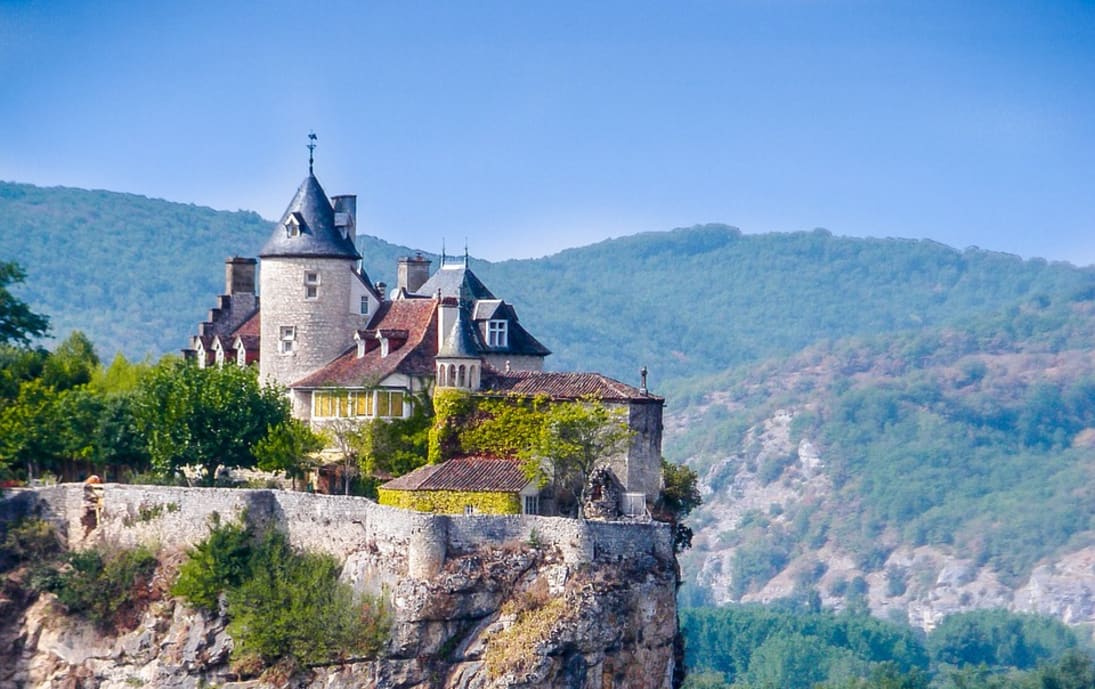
[448,364,456,386]
[437,363,447,386]
[458,364,466,388]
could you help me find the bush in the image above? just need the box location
[226,529,390,670]
[42,545,157,630]
[172,514,253,611]
[0,517,61,572]
[173,519,390,673]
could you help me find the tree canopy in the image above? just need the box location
[0,261,49,346]
[133,359,289,484]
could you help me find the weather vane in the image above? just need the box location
[307,131,318,174]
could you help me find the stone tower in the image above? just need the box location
[435,300,482,390]
[259,173,365,391]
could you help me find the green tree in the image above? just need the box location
[524,397,631,517]
[0,378,63,479]
[253,419,324,490]
[659,458,702,552]
[0,261,48,346]
[355,390,433,480]
[41,331,99,390]
[225,529,390,669]
[133,360,289,484]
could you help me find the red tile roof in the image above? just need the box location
[291,299,438,388]
[381,456,530,493]
[232,309,260,338]
[481,370,662,402]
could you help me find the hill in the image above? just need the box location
[3,180,1093,385]
[7,179,1095,628]
[672,294,1095,626]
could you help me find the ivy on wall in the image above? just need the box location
[377,487,521,515]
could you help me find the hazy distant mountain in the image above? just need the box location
[3,181,1091,383]
[7,180,1095,626]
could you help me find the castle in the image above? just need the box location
[185,162,663,515]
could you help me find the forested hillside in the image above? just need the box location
[673,293,1095,621]
[7,179,1095,629]
[3,181,1092,385]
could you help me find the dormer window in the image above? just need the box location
[279,325,296,354]
[284,212,304,237]
[487,319,508,348]
[304,271,320,300]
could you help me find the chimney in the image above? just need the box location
[225,257,257,295]
[639,366,649,395]
[375,281,387,300]
[397,252,432,294]
[332,195,357,245]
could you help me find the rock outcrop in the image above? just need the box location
[1,485,679,689]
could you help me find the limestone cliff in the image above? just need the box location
[678,407,1095,633]
[0,485,679,689]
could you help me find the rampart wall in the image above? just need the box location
[1,484,673,580]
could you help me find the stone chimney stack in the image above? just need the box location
[332,195,357,245]
[225,257,257,295]
[397,253,432,294]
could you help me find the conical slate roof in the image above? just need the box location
[260,174,360,259]
[416,264,496,303]
[438,305,480,359]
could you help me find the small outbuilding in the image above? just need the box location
[378,456,541,516]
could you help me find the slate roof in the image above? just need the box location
[415,264,496,303]
[291,298,438,388]
[438,305,480,359]
[381,456,530,493]
[260,174,360,260]
[481,370,662,402]
[480,311,551,357]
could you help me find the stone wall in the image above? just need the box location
[2,484,673,578]
[1,486,679,689]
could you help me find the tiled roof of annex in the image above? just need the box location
[380,455,529,493]
[291,298,438,388]
[480,370,662,403]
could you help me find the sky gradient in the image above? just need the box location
[2,1,1093,263]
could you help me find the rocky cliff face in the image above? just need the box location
[678,408,1095,633]
[1,486,679,689]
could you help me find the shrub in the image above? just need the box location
[0,517,61,572]
[43,545,157,630]
[173,518,390,673]
[172,515,253,611]
[226,529,389,670]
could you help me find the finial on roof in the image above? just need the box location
[464,238,469,268]
[441,239,447,266]
[307,131,318,175]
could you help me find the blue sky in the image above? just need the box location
[2,1,1093,263]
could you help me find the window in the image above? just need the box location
[279,326,296,354]
[312,389,405,419]
[464,505,475,516]
[304,271,320,300]
[523,495,539,515]
[236,346,246,367]
[487,319,508,348]
[376,390,405,418]
[360,295,369,315]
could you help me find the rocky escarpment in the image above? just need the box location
[1,485,679,689]
[678,408,1095,633]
